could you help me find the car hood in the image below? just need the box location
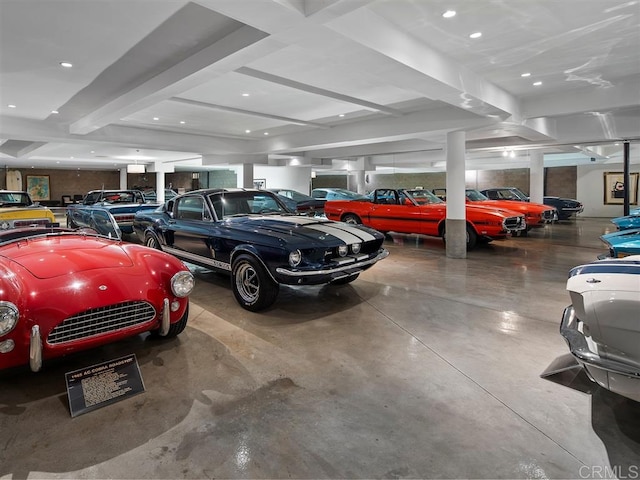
[0,206,53,218]
[465,204,523,218]
[601,228,640,247]
[1,236,133,279]
[472,199,551,214]
[225,214,380,245]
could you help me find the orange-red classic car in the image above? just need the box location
[432,188,558,232]
[0,219,194,372]
[323,188,526,249]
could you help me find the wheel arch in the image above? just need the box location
[230,245,278,284]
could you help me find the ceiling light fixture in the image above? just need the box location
[521,72,531,77]
[339,114,345,117]
[533,81,542,86]
[264,132,269,135]
[469,32,482,39]
[442,10,456,18]
[179,120,186,124]
[60,62,73,68]
[242,93,250,97]
[51,110,59,114]
[7,104,16,108]
[153,117,159,121]
[245,129,251,133]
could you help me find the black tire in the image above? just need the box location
[231,254,279,311]
[466,224,478,249]
[164,303,189,337]
[145,233,162,250]
[332,273,359,285]
[342,214,361,224]
[440,224,478,249]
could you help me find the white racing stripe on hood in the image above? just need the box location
[305,223,376,243]
[250,215,376,243]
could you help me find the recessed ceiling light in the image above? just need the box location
[153,117,159,121]
[70,156,74,159]
[264,132,269,135]
[442,10,456,18]
[8,104,16,108]
[533,81,542,86]
[60,62,73,68]
[339,114,345,117]
[245,129,251,133]
[469,32,482,39]
[90,150,95,154]
[242,93,250,97]
[521,72,531,77]
[180,120,186,124]
[51,110,59,114]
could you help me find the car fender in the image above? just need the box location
[230,244,278,283]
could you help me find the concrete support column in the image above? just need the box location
[241,163,254,188]
[355,169,366,194]
[445,130,467,259]
[155,171,166,203]
[529,150,544,204]
[119,168,127,189]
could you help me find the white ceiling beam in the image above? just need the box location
[70,25,269,135]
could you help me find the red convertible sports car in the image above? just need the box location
[0,211,194,372]
[324,188,527,248]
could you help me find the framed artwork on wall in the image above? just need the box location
[26,175,51,201]
[603,171,639,205]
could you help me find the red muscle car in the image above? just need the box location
[432,188,558,232]
[324,188,526,249]
[0,216,194,372]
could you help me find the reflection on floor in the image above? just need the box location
[2,217,639,479]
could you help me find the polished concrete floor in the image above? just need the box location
[2,217,640,479]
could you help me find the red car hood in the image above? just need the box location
[1,237,133,279]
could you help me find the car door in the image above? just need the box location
[367,189,427,235]
[167,195,219,264]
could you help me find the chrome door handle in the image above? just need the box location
[586,278,601,283]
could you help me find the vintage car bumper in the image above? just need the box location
[275,248,389,285]
[560,305,640,401]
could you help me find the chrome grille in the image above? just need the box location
[504,216,525,231]
[48,301,156,344]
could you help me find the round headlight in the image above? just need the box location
[0,301,19,336]
[351,243,361,254]
[337,245,348,257]
[171,271,195,298]
[0,222,10,230]
[289,249,302,267]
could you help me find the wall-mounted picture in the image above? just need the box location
[603,171,639,205]
[26,175,51,201]
[253,179,266,189]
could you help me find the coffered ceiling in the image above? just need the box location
[1,0,639,174]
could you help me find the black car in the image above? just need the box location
[480,187,583,221]
[267,188,326,216]
[133,188,389,311]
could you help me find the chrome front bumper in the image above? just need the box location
[560,306,640,378]
[276,248,389,278]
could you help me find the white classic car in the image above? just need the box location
[561,255,640,402]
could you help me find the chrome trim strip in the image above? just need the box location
[159,298,170,336]
[560,306,640,378]
[30,325,42,372]
[276,249,389,277]
[163,246,232,271]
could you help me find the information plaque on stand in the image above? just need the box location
[65,353,145,417]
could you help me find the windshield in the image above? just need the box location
[0,192,33,207]
[405,189,444,205]
[465,189,489,201]
[495,188,529,201]
[209,192,292,219]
